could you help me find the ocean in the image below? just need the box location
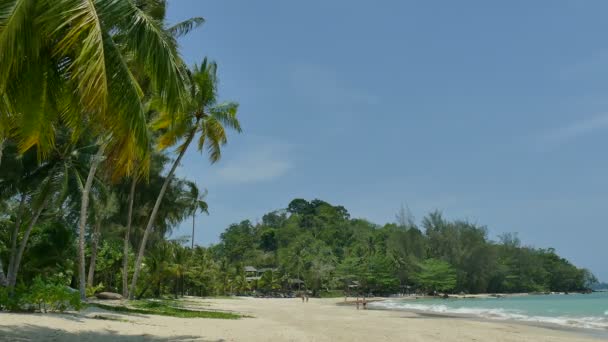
[369,292,608,331]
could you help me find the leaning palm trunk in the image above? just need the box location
[7,197,49,290]
[78,145,106,300]
[129,131,196,298]
[7,193,26,284]
[87,221,102,287]
[122,175,137,298]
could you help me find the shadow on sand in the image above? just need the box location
[0,324,225,342]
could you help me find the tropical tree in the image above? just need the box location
[0,0,188,161]
[122,174,138,297]
[87,190,118,287]
[183,182,209,249]
[413,258,457,293]
[170,241,189,297]
[129,59,241,298]
[0,0,200,301]
[3,134,94,291]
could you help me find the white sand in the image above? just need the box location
[0,297,603,341]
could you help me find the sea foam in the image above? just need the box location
[370,300,608,330]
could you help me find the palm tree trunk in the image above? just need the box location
[0,137,6,287]
[7,197,49,290]
[191,213,195,249]
[78,144,106,300]
[0,259,7,287]
[87,221,102,287]
[7,193,26,285]
[129,130,196,299]
[0,137,5,167]
[122,175,137,298]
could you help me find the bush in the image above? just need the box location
[0,277,82,312]
[0,284,29,311]
[25,276,82,312]
[86,283,105,298]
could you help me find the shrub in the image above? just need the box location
[86,283,105,298]
[0,284,29,312]
[22,276,81,312]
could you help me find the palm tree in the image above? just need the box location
[122,174,138,297]
[87,190,118,287]
[0,0,188,160]
[77,140,108,299]
[170,241,189,297]
[0,1,197,299]
[183,182,209,249]
[116,1,204,298]
[144,240,173,298]
[129,59,241,298]
[3,134,94,290]
[0,141,37,287]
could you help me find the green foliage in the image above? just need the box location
[0,285,25,311]
[0,277,81,312]
[413,259,457,293]
[86,283,105,298]
[258,271,282,294]
[209,199,591,296]
[25,277,82,312]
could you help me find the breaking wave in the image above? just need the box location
[370,300,608,330]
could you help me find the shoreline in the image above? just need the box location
[365,294,608,340]
[367,302,608,340]
[0,297,604,341]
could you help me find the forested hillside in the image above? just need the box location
[206,199,595,296]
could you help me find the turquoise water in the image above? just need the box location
[370,292,608,330]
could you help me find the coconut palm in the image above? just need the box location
[2,133,96,290]
[183,182,209,249]
[0,0,189,162]
[121,174,138,297]
[129,59,241,298]
[0,0,198,299]
[87,189,118,287]
[170,241,189,297]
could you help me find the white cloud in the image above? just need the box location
[214,142,292,184]
[536,113,608,150]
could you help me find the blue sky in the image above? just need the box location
[167,1,608,280]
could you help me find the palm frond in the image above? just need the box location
[168,17,204,38]
[52,0,115,114]
[0,0,41,93]
[124,1,188,113]
[201,117,226,163]
[209,102,241,133]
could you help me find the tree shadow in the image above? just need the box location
[1,312,86,323]
[0,324,225,341]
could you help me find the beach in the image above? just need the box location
[0,297,603,341]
